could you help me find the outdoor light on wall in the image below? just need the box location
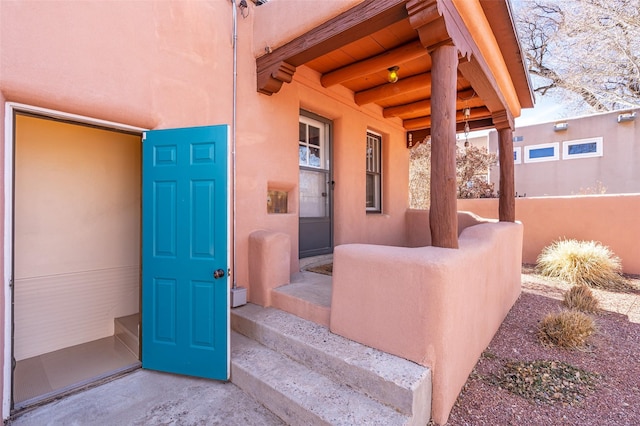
[553,122,569,131]
[387,66,399,83]
[617,111,637,123]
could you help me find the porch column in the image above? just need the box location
[494,112,515,222]
[429,44,459,249]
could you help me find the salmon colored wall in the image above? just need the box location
[295,67,410,248]
[458,195,640,274]
[252,0,364,56]
[1,0,411,356]
[331,222,523,424]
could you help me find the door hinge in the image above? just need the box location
[9,278,13,288]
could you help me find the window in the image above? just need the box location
[524,142,559,163]
[513,147,521,164]
[562,137,603,160]
[299,118,324,168]
[513,135,524,143]
[366,132,381,212]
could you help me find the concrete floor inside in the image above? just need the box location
[13,333,139,410]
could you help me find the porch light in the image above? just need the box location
[617,111,637,123]
[387,66,399,83]
[553,122,568,131]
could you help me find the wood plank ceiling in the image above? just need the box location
[304,18,487,137]
[256,0,532,145]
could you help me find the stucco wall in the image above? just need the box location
[252,0,364,56]
[489,109,640,196]
[458,194,640,274]
[0,0,413,409]
[331,222,523,424]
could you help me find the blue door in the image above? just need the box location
[142,125,229,380]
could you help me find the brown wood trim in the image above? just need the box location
[321,40,427,88]
[497,126,515,222]
[403,106,491,130]
[256,0,409,95]
[429,44,459,249]
[384,89,484,119]
[406,117,495,147]
[407,0,452,51]
[257,61,296,96]
[355,72,431,105]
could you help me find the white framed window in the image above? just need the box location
[562,137,603,160]
[524,142,559,163]
[513,147,522,165]
[366,131,382,212]
[299,115,326,169]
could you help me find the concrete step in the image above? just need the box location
[114,313,139,358]
[231,332,409,425]
[231,304,431,425]
[271,271,332,326]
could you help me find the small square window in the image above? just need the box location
[513,135,524,143]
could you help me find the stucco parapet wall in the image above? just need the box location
[248,230,291,306]
[330,221,523,424]
[252,0,365,57]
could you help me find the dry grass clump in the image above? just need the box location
[538,310,596,349]
[563,285,599,313]
[536,239,629,291]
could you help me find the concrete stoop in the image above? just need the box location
[230,304,432,425]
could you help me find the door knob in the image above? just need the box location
[213,269,225,279]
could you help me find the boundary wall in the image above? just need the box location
[457,194,640,274]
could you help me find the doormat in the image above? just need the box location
[306,263,333,276]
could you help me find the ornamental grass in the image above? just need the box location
[538,310,596,349]
[563,285,600,313]
[536,239,629,291]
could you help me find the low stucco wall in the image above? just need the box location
[405,209,493,247]
[330,222,523,424]
[458,194,640,274]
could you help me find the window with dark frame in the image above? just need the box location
[366,132,381,212]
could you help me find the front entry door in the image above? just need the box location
[142,125,229,380]
[299,114,332,258]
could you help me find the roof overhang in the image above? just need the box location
[256,0,534,138]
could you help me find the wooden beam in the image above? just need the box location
[355,72,432,106]
[383,89,485,119]
[407,0,451,51]
[494,110,516,222]
[320,40,427,88]
[403,106,491,130]
[406,117,495,147]
[256,0,408,95]
[429,44,459,249]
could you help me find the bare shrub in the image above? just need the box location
[538,310,596,349]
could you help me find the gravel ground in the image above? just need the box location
[443,267,640,426]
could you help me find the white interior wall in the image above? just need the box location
[13,115,141,360]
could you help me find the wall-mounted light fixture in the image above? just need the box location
[617,111,637,123]
[387,66,399,83]
[553,122,568,131]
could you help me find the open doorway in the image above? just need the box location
[11,112,142,410]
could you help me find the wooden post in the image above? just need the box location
[429,45,459,249]
[498,126,515,222]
